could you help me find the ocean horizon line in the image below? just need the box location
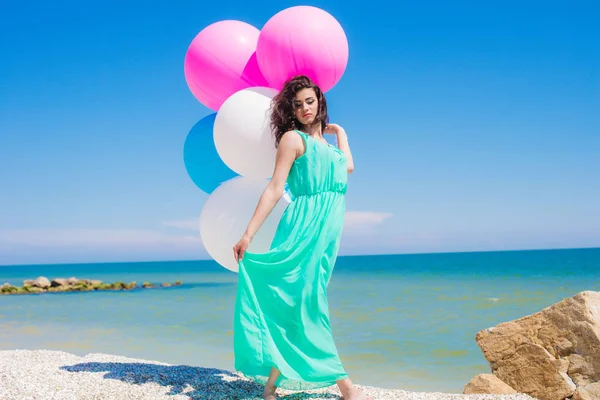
[1,245,598,268]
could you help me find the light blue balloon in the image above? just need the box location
[183,113,238,194]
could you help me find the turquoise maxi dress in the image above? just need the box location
[234,130,349,390]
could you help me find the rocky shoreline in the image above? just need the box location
[0,276,182,295]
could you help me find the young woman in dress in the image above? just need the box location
[233,75,370,400]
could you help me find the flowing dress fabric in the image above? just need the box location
[234,130,349,390]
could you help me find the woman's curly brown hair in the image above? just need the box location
[270,75,329,147]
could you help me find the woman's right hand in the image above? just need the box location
[233,234,251,263]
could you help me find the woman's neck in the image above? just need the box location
[300,123,322,138]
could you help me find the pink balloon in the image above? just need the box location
[256,6,349,92]
[184,20,268,111]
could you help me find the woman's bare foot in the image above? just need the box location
[344,388,371,400]
[263,367,280,399]
[336,378,371,400]
[263,385,277,400]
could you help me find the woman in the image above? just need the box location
[232,75,370,400]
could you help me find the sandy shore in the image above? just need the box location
[0,349,535,400]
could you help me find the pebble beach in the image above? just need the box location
[0,349,536,400]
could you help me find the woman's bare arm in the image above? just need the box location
[241,131,301,241]
[333,126,354,173]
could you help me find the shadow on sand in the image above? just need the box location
[61,361,341,400]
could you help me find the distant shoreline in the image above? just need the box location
[1,276,183,296]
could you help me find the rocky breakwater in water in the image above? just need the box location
[0,276,183,295]
[464,290,600,400]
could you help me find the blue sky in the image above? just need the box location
[1,0,598,265]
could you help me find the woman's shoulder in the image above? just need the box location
[280,130,305,143]
[278,129,305,149]
[282,129,304,137]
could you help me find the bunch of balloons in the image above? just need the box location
[182,5,349,272]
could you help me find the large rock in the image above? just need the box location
[33,276,51,288]
[0,283,17,294]
[23,277,51,288]
[463,373,517,394]
[573,382,600,400]
[51,278,69,287]
[475,291,600,400]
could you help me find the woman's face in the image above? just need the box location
[294,88,318,126]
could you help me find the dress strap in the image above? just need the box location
[294,130,308,159]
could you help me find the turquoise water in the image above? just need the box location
[1,248,598,393]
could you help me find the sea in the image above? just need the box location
[1,247,598,393]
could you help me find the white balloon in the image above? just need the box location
[213,87,279,179]
[199,176,291,272]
